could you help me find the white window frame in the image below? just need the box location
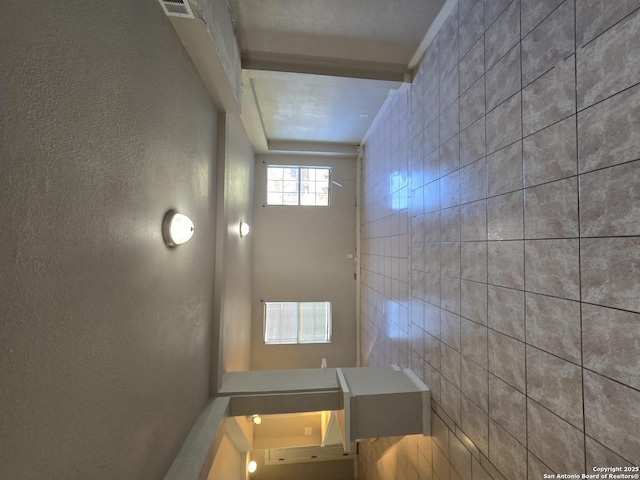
[266,165,332,206]
[263,301,333,345]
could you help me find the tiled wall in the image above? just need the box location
[360,88,411,370]
[359,1,640,479]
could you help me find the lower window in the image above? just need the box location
[264,301,332,345]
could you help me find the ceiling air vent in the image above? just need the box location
[158,0,195,18]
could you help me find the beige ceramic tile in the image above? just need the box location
[441,310,462,351]
[577,9,640,108]
[526,345,584,429]
[488,330,525,392]
[487,285,525,340]
[461,280,488,326]
[522,55,576,136]
[524,177,579,239]
[576,0,639,46]
[461,201,487,241]
[486,93,522,154]
[579,159,640,237]
[488,420,527,480]
[521,0,565,36]
[485,44,521,112]
[461,242,487,283]
[461,317,488,368]
[441,242,461,278]
[488,374,527,444]
[449,433,472,480]
[488,240,524,290]
[582,303,640,390]
[440,135,460,177]
[485,0,520,69]
[528,452,556,480]
[584,370,640,462]
[440,206,461,242]
[527,399,586,474]
[461,356,488,412]
[459,38,485,95]
[461,396,489,456]
[441,275,461,315]
[460,78,485,130]
[581,237,640,313]
[441,377,462,424]
[523,115,577,187]
[487,191,524,240]
[521,0,574,85]
[525,292,581,364]
[487,141,523,196]
[459,0,483,59]
[459,158,487,204]
[460,117,486,168]
[585,436,635,471]
[525,239,580,300]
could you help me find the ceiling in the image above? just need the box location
[228,0,447,155]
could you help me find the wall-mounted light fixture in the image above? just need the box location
[247,460,257,473]
[251,414,262,425]
[162,210,194,247]
[240,221,250,238]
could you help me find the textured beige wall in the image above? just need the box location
[0,1,219,479]
[251,155,357,370]
[207,433,245,480]
[214,113,255,389]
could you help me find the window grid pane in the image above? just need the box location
[266,166,331,206]
[264,301,332,344]
[264,302,298,344]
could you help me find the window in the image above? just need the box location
[267,165,331,206]
[264,301,332,345]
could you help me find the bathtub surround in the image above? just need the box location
[359,1,640,479]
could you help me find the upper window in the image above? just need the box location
[267,165,331,206]
[264,301,332,345]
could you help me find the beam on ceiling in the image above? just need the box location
[268,140,359,156]
[242,52,410,84]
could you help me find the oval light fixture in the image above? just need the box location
[239,221,250,238]
[248,460,257,474]
[163,210,194,247]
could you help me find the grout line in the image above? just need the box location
[529,449,557,476]
[476,0,492,458]
[485,41,524,106]
[528,396,584,432]
[582,366,640,394]
[485,82,522,117]
[574,1,588,472]
[483,4,491,459]
[521,0,569,43]
[584,433,640,467]
[521,63,556,91]
[486,378,528,449]
[576,79,640,114]
[484,0,517,40]
[518,4,529,462]
[577,5,640,50]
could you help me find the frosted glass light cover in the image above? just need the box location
[240,221,250,237]
[248,460,257,473]
[163,210,194,247]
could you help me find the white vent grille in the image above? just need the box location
[158,0,194,18]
